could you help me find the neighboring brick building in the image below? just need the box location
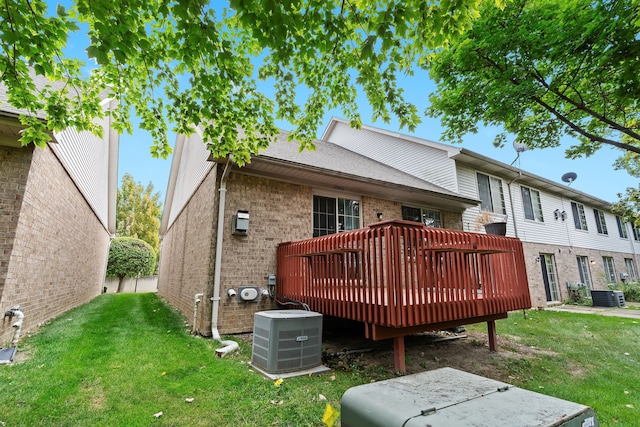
[0,78,118,345]
[159,130,478,335]
[324,118,640,307]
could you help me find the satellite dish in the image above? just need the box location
[512,139,528,153]
[510,139,527,166]
[561,172,578,185]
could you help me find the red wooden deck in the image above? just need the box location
[276,220,531,371]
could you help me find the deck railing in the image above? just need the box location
[277,220,531,338]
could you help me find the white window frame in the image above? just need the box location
[616,216,629,239]
[593,209,608,235]
[312,193,361,237]
[571,201,588,231]
[401,205,442,228]
[520,186,544,222]
[624,258,637,281]
[476,172,506,214]
[603,256,617,283]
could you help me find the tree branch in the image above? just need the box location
[529,69,640,142]
[532,94,640,154]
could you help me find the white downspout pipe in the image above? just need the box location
[5,306,24,347]
[193,293,203,334]
[211,157,239,357]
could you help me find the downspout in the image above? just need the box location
[211,156,239,357]
[7,307,24,347]
[193,293,203,334]
[507,172,521,239]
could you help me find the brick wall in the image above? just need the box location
[521,242,640,307]
[215,173,312,334]
[216,175,466,334]
[0,146,110,345]
[159,168,471,335]
[157,166,218,335]
[0,146,30,302]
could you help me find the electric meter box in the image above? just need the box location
[341,367,598,427]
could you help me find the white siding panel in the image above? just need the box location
[457,166,481,232]
[511,184,570,246]
[325,123,459,191]
[50,113,110,228]
[167,133,213,227]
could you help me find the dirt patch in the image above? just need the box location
[321,327,520,382]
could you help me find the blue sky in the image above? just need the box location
[52,1,636,207]
[118,67,635,207]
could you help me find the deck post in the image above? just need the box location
[393,336,406,372]
[487,320,497,352]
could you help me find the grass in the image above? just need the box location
[1,294,640,426]
[0,294,370,426]
[467,310,640,425]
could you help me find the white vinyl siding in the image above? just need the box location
[166,133,215,228]
[51,112,111,229]
[323,120,459,191]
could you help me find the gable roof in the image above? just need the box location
[234,131,480,211]
[325,117,612,210]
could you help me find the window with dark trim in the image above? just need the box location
[476,172,505,214]
[313,195,360,237]
[603,256,616,283]
[616,216,629,239]
[571,202,588,231]
[594,209,608,235]
[401,206,442,228]
[521,186,544,222]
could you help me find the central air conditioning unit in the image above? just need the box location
[250,310,327,377]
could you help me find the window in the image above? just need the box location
[616,216,629,239]
[540,253,560,302]
[576,256,592,292]
[625,258,637,281]
[520,186,544,222]
[571,202,588,231]
[401,206,442,228]
[633,226,640,242]
[593,209,608,235]
[603,256,617,283]
[476,172,505,214]
[313,195,360,237]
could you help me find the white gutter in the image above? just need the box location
[211,156,238,357]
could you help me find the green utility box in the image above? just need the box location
[341,367,598,427]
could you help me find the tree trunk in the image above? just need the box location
[117,276,126,293]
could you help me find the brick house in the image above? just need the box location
[0,77,118,345]
[158,129,480,336]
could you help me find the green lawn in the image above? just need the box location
[1,294,639,426]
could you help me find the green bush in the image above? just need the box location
[106,237,156,292]
[608,281,640,302]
